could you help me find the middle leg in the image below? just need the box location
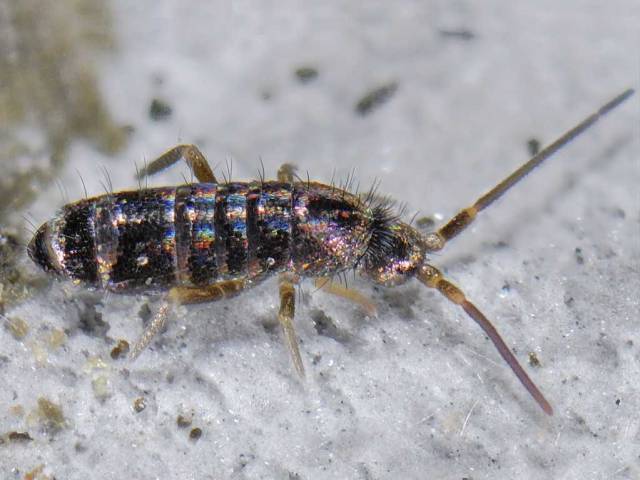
[278,273,305,377]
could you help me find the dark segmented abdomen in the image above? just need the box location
[175,184,217,285]
[247,182,293,276]
[91,182,293,291]
[94,187,178,290]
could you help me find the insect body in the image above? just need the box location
[28,89,634,416]
[28,181,377,291]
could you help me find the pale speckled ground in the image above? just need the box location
[2,1,639,479]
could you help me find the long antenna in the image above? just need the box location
[425,88,635,251]
[475,88,634,212]
[418,264,554,415]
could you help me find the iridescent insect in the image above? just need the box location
[28,89,634,415]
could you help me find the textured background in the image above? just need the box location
[2,1,639,479]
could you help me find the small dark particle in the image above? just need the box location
[574,247,584,265]
[527,138,541,156]
[438,29,475,41]
[75,441,88,453]
[110,339,130,360]
[260,315,279,334]
[501,282,511,294]
[310,309,351,343]
[133,397,146,413]
[77,295,108,338]
[355,82,398,116]
[239,453,255,469]
[312,309,337,337]
[616,398,621,406]
[294,66,319,83]
[528,352,541,367]
[493,240,509,250]
[149,98,173,121]
[138,302,153,325]
[8,431,33,442]
[611,207,626,219]
[260,90,273,101]
[381,286,419,320]
[176,414,192,429]
[189,427,202,441]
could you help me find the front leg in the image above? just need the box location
[313,278,377,316]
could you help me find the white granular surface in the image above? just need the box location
[2,1,638,479]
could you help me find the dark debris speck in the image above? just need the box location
[8,431,33,442]
[133,397,146,413]
[311,309,351,343]
[438,29,475,41]
[110,339,130,359]
[355,82,398,116]
[177,414,192,429]
[149,98,173,121]
[528,352,541,367]
[294,66,319,83]
[76,295,108,338]
[138,302,152,325]
[189,427,202,441]
[527,138,541,156]
[75,441,88,453]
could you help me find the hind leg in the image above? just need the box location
[137,144,218,183]
[129,279,246,359]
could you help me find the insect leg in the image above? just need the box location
[129,279,246,359]
[423,88,634,252]
[313,278,377,316]
[417,263,553,416]
[279,273,305,377]
[168,279,246,304]
[136,144,218,183]
[277,163,297,183]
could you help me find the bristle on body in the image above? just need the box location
[364,197,400,266]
